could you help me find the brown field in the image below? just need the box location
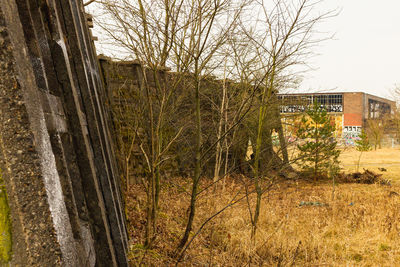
[127,148,400,266]
[339,147,400,183]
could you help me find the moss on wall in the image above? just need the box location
[0,169,11,264]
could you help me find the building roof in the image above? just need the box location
[277,91,395,105]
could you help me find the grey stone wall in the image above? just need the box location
[0,1,127,266]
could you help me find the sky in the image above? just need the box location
[298,0,400,98]
[88,0,400,99]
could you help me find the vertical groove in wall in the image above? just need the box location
[0,0,128,265]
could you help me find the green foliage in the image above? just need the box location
[0,169,12,263]
[355,130,371,152]
[296,102,340,179]
[379,243,391,251]
[351,253,363,262]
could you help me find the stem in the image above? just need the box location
[356,151,363,172]
[213,62,227,184]
[314,119,319,181]
[277,116,289,165]
[251,59,277,241]
[178,75,202,250]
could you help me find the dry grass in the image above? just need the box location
[339,147,400,183]
[126,148,400,266]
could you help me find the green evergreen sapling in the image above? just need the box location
[296,102,340,180]
[355,129,371,172]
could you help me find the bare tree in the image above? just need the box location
[98,0,188,247]
[366,118,388,150]
[237,0,336,243]
[213,61,229,184]
[97,0,253,251]
[94,0,335,259]
[391,85,400,143]
[170,0,250,251]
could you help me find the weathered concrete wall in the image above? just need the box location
[99,57,199,180]
[0,1,127,266]
[99,58,290,179]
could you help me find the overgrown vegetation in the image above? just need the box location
[88,0,351,263]
[125,168,400,265]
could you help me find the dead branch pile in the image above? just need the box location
[338,169,385,184]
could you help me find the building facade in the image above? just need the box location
[278,92,396,145]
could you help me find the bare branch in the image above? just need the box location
[83,0,97,7]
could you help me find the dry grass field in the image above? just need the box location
[339,147,400,183]
[127,148,400,266]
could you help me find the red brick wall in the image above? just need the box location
[344,113,362,126]
[343,92,363,126]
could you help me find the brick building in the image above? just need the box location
[277,92,396,145]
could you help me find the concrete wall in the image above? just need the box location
[0,1,127,266]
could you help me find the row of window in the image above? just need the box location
[279,104,343,113]
[278,94,343,105]
[368,99,391,119]
[278,94,393,117]
[278,94,344,113]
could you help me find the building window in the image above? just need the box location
[368,99,391,119]
[326,94,343,112]
[278,94,343,113]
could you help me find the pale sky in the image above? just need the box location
[298,0,400,98]
[89,1,400,99]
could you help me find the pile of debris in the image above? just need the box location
[338,169,389,185]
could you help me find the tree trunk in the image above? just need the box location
[178,76,202,250]
[277,118,289,165]
[214,62,228,184]
[251,104,266,240]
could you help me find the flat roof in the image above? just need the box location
[277,92,395,105]
[278,91,358,95]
